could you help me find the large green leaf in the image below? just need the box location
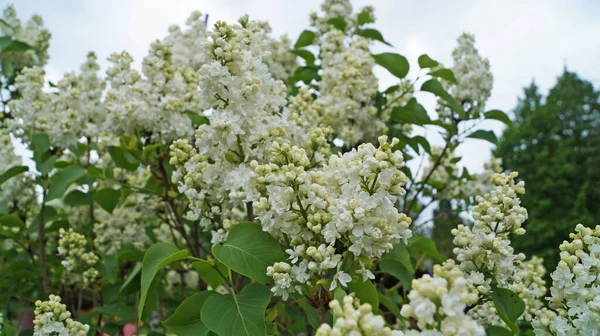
[164,291,215,336]
[379,259,413,293]
[139,243,189,319]
[421,79,464,118]
[2,324,17,336]
[201,283,271,336]
[357,28,391,46]
[417,54,439,69]
[430,68,458,84]
[108,146,140,171]
[212,222,284,284]
[408,234,446,263]
[485,109,514,129]
[491,286,525,333]
[294,30,316,49]
[292,49,316,66]
[390,98,431,126]
[373,52,409,80]
[467,129,498,144]
[192,259,228,289]
[0,165,28,186]
[46,166,86,201]
[348,277,378,312]
[32,133,50,153]
[94,188,121,213]
[378,292,401,318]
[485,326,513,336]
[64,190,95,206]
[383,241,414,274]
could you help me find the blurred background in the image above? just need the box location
[7,0,600,278]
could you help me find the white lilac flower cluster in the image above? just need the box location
[0,129,38,225]
[9,52,106,148]
[257,136,412,299]
[451,172,527,296]
[254,21,298,81]
[57,228,100,288]
[315,29,384,146]
[316,294,403,336]
[437,33,493,121]
[104,12,207,144]
[169,16,295,240]
[33,295,89,336]
[309,0,374,35]
[532,224,600,335]
[1,5,51,69]
[399,260,485,335]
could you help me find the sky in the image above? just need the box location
[5,0,600,173]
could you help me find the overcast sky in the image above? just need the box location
[5,0,600,173]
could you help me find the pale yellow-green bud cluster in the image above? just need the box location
[58,228,100,288]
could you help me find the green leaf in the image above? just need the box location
[390,98,431,126]
[98,255,118,284]
[212,222,285,284]
[0,165,28,186]
[294,30,316,49]
[93,303,137,324]
[0,214,25,228]
[1,39,32,53]
[357,28,391,46]
[119,262,142,296]
[491,286,525,333]
[467,129,498,144]
[327,17,347,31]
[378,292,401,318]
[417,54,439,69]
[292,49,316,66]
[94,188,121,213]
[192,259,228,289]
[292,66,319,84]
[37,155,57,175]
[357,11,374,25]
[201,283,271,336]
[139,243,189,319]
[373,52,409,80]
[185,110,210,127]
[2,324,17,336]
[485,110,514,129]
[408,234,446,263]
[412,136,432,155]
[164,291,215,336]
[349,278,378,312]
[64,190,95,206]
[32,133,50,152]
[379,259,413,293]
[297,299,320,329]
[383,241,414,275]
[46,166,86,201]
[108,146,140,172]
[421,79,465,118]
[430,68,458,84]
[485,326,513,336]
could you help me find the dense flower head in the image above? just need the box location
[58,228,100,288]
[400,260,484,335]
[437,33,493,121]
[316,294,402,336]
[316,30,384,145]
[532,224,600,335]
[33,295,89,336]
[451,172,527,296]
[257,136,412,299]
[1,5,51,69]
[9,52,106,148]
[170,15,296,242]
